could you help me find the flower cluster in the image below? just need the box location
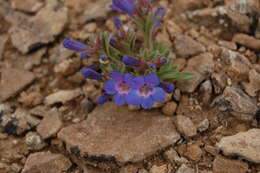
[63,0,194,109]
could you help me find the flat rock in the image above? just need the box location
[217,129,260,163]
[11,0,44,13]
[44,88,83,105]
[0,68,35,102]
[223,87,257,121]
[213,156,248,173]
[22,151,72,173]
[177,53,214,93]
[10,0,68,54]
[37,109,63,139]
[58,102,180,165]
[174,35,206,58]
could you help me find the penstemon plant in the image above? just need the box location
[63,0,194,109]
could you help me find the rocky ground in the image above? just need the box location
[0,0,260,172]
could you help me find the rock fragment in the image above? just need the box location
[184,144,203,161]
[175,115,197,137]
[37,109,63,139]
[22,152,71,173]
[162,101,178,116]
[164,148,188,165]
[233,33,260,50]
[10,0,68,54]
[0,68,35,102]
[174,35,206,58]
[213,156,248,173]
[176,164,194,173]
[25,132,46,151]
[44,89,83,105]
[243,69,260,97]
[223,87,258,120]
[58,102,180,165]
[177,53,214,93]
[11,0,44,13]
[217,129,260,163]
[150,164,170,173]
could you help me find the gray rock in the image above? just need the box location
[217,129,260,163]
[220,49,252,77]
[58,102,180,165]
[176,164,194,173]
[164,148,188,165]
[22,151,72,173]
[0,68,35,102]
[223,87,258,120]
[10,0,68,54]
[25,132,46,151]
[37,109,63,139]
[177,53,214,93]
[199,80,212,105]
[197,118,209,132]
[175,115,197,137]
[0,107,40,135]
[174,35,206,58]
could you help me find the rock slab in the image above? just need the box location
[58,102,180,164]
[217,129,260,163]
[213,156,248,173]
[22,151,71,173]
[0,68,35,102]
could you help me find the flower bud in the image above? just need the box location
[123,56,141,67]
[81,67,102,80]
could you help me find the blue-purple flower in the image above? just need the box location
[110,0,136,16]
[104,71,134,106]
[123,56,141,67]
[97,93,110,104]
[127,74,166,109]
[153,8,166,30]
[159,82,175,93]
[114,17,125,37]
[81,67,102,80]
[63,38,92,59]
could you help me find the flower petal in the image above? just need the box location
[124,73,133,84]
[104,80,117,95]
[141,97,154,109]
[114,94,126,106]
[81,68,102,80]
[123,56,141,67]
[126,90,141,106]
[109,71,123,82]
[63,38,88,52]
[130,76,145,89]
[151,87,165,102]
[96,93,110,104]
[144,73,160,87]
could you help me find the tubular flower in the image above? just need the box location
[123,56,141,67]
[104,71,134,106]
[152,8,166,32]
[63,38,93,59]
[81,67,102,80]
[114,17,125,37]
[97,93,110,104]
[127,74,166,109]
[109,0,136,16]
[159,82,175,93]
